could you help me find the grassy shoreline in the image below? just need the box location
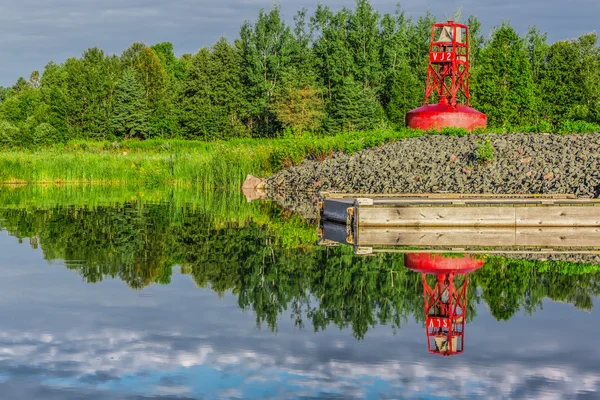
[1,125,600,187]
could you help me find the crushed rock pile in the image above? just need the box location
[265,133,600,198]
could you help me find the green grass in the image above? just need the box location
[0,122,599,187]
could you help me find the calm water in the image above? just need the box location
[0,189,598,399]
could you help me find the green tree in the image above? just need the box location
[58,48,122,138]
[578,33,600,123]
[122,43,171,136]
[472,23,536,128]
[0,120,21,146]
[348,0,382,91]
[178,38,247,140]
[271,86,325,133]
[467,15,485,72]
[327,76,383,133]
[151,42,186,81]
[379,8,421,125]
[0,86,8,103]
[526,26,549,125]
[110,69,150,139]
[240,5,294,136]
[312,5,350,92]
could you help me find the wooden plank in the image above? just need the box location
[322,192,579,200]
[356,227,600,247]
[358,227,516,246]
[516,227,600,247]
[369,198,600,206]
[516,207,600,227]
[371,249,600,255]
[358,206,516,227]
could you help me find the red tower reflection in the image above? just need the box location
[405,253,484,356]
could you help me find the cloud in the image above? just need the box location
[0,320,596,399]
[0,0,598,86]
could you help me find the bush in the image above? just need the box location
[558,120,600,134]
[31,123,62,146]
[475,137,495,163]
[0,120,21,147]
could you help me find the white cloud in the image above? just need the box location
[0,327,596,399]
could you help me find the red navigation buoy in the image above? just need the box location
[405,252,484,275]
[407,21,487,131]
[405,253,484,356]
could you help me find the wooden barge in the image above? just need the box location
[318,193,600,254]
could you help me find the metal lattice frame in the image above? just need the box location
[422,272,469,356]
[424,21,471,107]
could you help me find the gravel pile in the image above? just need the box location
[265,133,600,197]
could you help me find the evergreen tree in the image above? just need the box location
[379,8,421,125]
[0,86,7,104]
[240,5,294,136]
[110,69,150,139]
[311,6,355,99]
[122,43,171,136]
[541,39,584,124]
[386,60,421,126]
[178,38,247,140]
[467,15,485,71]
[327,76,382,133]
[471,23,536,128]
[574,33,600,123]
[348,0,382,91]
[58,48,121,138]
[526,26,549,125]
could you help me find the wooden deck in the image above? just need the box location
[320,193,600,228]
[318,193,600,254]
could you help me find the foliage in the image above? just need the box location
[471,23,536,128]
[0,186,599,337]
[272,86,325,134]
[0,120,21,146]
[475,137,495,163]
[110,69,150,139]
[177,38,247,140]
[0,2,599,144]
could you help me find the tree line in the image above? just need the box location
[0,1,599,146]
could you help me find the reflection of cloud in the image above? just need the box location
[0,327,597,399]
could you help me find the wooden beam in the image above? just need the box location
[356,227,600,247]
[358,206,517,227]
[516,207,600,227]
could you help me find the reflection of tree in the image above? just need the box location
[472,257,600,320]
[1,203,600,338]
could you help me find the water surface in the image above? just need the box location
[0,187,598,399]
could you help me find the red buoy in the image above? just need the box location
[407,21,487,131]
[405,253,484,275]
[405,253,484,356]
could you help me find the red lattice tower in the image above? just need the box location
[405,253,484,356]
[406,21,487,131]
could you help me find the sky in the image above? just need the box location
[0,230,599,399]
[0,0,598,87]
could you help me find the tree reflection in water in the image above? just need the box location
[1,201,600,341]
